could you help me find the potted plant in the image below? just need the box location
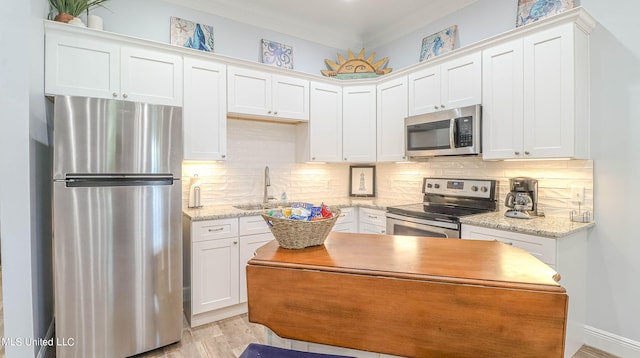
[48,0,109,23]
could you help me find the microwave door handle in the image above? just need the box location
[449,118,456,149]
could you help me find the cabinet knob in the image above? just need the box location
[267,110,272,114]
[381,230,386,234]
[311,157,316,160]
[514,151,520,155]
[274,111,278,115]
[344,158,347,161]
[434,105,439,110]
[122,93,128,99]
[440,104,445,109]
[221,154,226,159]
[524,151,530,155]
[112,92,118,98]
[233,241,238,245]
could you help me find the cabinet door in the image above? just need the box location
[183,58,227,161]
[308,82,342,162]
[191,238,239,314]
[227,66,271,117]
[332,207,357,233]
[120,46,183,106]
[461,225,556,267]
[523,23,575,158]
[239,232,275,302]
[343,85,377,163]
[45,33,120,99]
[377,77,408,162]
[272,75,309,121]
[359,208,387,235]
[482,40,524,160]
[408,65,441,115]
[441,51,482,110]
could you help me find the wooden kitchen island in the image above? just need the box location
[247,233,568,357]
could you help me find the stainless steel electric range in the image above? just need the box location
[386,178,497,238]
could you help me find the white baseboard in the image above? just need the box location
[36,319,55,358]
[584,325,640,357]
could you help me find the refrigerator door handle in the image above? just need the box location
[63,174,177,187]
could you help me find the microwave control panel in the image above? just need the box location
[423,178,495,199]
[455,116,473,148]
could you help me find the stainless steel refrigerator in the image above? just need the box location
[52,96,183,357]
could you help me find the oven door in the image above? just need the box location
[386,213,460,238]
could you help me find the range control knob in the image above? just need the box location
[480,186,488,193]
[471,186,478,192]
[434,184,440,189]
[426,183,433,189]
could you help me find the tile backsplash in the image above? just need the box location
[183,119,593,219]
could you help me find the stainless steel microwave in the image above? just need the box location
[405,104,481,158]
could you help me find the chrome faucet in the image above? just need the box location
[263,166,275,204]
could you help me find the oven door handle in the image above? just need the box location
[386,213,459,230]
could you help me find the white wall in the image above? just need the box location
[579,0,640,353]
[87,0,342,75]
[0,0,52,357]
[371,0,518,70]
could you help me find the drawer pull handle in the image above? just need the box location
[208,227,224,232]
[504,241,513,245]
[368,215,378,219]
[339,214,346,218]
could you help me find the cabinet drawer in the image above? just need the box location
[359,208,386,226]
[360,223,387,235]
[192,218,238,242]
[239,215,271,236]
[461,225,556,266]
[335,207,355,224]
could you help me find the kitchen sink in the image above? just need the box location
[233,202,291,211]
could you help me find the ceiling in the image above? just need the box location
[165,0,478,49]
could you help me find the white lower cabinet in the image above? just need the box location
[359,208,386,235]
[185,216,274,327]
[332,207,357,233]
[188,219,239,317]
[239,216,275,303]
[460,224,588,358]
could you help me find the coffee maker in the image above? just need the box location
[504,177,538,219]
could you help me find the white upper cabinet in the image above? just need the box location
[227,66,309,122]
[298,82,343,163]
[183,57,227,161]
[408,52,481,116]
[377,77,408,162]
[343,85,377,163]
[482,39,525,160]
[45,31,182,106]
[45,32,120,100]
[120,47,183,106]
[482,23,590,160]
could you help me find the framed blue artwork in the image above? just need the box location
[516,0,574,27]
[170,16,214,52]
[419,25,457,62]
[261,39,293,69]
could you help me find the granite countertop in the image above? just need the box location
[183,197,416,221]
[460,211,595,238]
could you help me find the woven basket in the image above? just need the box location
[261,209,341,249]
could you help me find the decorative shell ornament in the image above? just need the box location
[322,48,392,79]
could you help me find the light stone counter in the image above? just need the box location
[460,211,595,238]
[183,197,416,222]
